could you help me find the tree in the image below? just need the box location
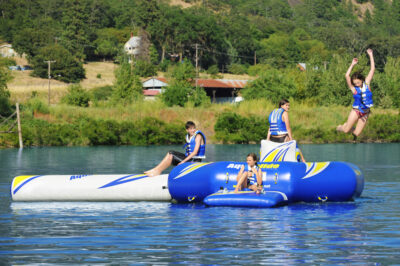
[30,44,85,83]
[161,80,191,107]
[161,61,195,107]
[112,60,143,104]
[0,61,13,116]
[60,0,91,61]
[373,57,400,108]
[242,68,296,103]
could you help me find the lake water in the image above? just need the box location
[1,144,399,265]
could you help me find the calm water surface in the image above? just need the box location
[0,144,399,265]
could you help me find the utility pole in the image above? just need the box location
[44,60,56,105]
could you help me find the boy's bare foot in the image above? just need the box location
[144,169,160,177]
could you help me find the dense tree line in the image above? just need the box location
[1,0,400,106]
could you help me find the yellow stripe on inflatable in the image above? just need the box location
[12,175,36,190]
[174,163,211,179]
[302,162,330,179]
[263,149,279,162]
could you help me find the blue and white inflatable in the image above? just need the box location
[10,140,364,208]
[11,160,364,208]
[169,161,364,207]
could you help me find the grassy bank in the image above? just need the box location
[1,98,399,148]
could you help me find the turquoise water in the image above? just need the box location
[1,144,399,264]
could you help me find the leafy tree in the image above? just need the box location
[60,0,92,61]
[133,60,157,78]
[12,18,58,58]
[242,68,296,103]
[161,61,195,107]
[112,60,143,104]
[30,44,86,83]
[373,57,400,108]
[0,61,13,116]
[161,80,191,107]
[149,44,159,65]
[168,60,196,81]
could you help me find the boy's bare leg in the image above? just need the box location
[144,153,173,177]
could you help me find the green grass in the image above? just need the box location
[1,98,399,148]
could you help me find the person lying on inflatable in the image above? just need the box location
[144,121,206,177]
[234,153,263,194]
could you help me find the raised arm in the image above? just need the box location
[346,58,358,89]
[365,49,375,85]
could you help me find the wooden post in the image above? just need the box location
[16,103,23,149]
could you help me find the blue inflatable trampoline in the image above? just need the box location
[168,161,364,208]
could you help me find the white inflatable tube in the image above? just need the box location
[11,174,171,202]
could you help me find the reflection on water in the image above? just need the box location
[1,144,400,264]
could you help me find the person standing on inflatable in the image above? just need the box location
[267,99,306,162]
[337,49,375,139]
[144,121,206,177]
[234,153,263,194]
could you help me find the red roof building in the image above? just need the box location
[141,77,248,102]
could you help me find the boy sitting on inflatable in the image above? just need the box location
[234,153,263,194]
[144,121,206,177]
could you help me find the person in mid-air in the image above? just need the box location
[336,49,375,140]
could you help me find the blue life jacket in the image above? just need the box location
[184,130,206,159]
[352,83,373,113]
[268,108,288,135]
[247,164,259,185]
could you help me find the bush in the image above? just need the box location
[25,98,50,114]
[21,119,80,146]
[80,118,119,145]
[62,85,90,107]
[91,85,113,102]
[214,112,268,143]
[364,114,400,142]
[161,80,191,107]
[188,87,210,107]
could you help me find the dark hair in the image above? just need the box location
[279,99,289,108]
[351,72,365,86]
[247,152,258,161]
[185,121,196,129]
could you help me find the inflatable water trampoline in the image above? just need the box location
[10,141,364,208]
